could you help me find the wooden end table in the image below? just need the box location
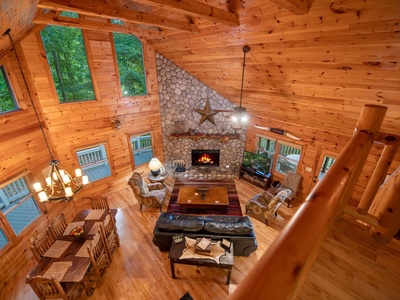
[168,239,234,285]
[148,173,169,185]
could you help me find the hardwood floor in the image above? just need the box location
[2,178,400,299]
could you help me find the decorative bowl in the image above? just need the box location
[69,225,85,238]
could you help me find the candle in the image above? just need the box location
[75,169,82,177]
[63,175,71,184]
[33,182,42,192]
[38,191,48,202]
[45,177,52,186]
[82,175,89,185]
[65,187,73,197]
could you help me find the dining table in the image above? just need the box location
[28,209,117,290]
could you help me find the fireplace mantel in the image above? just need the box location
[169,133,240,142]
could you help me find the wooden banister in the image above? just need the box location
[230,105,388,300]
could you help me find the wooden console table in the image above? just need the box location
[239,166,271,189]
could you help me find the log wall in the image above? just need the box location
[0,25,162,286]
[0,0,399,290]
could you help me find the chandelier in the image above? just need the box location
[33,160,89,202]
[3,29,89,202]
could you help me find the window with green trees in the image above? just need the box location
[113,32,146,96]
[40,17,95,103]
[0,66,18,114]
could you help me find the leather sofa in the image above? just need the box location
[152,212,258,256]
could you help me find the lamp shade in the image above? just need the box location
[148,158,163,170]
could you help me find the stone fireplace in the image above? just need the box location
[156,53,247,179]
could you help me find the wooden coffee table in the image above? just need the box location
[169,239,234,284]
[177,186,229,211]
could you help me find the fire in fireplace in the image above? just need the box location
[192,150,220,167]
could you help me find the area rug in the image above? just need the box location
[167,179,243,216]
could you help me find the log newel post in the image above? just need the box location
[357,144,399,215]
[229,105,388,300]
[369,167,400,243]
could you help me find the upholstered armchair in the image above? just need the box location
[267,171,301,207]
[245,189,292,225]
[128,172,166,211]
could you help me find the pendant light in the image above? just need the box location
[3,29,89,202]
[231,45,250,125]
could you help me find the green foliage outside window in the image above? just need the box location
[0,66,18,114]
[113,33,147,96]
[40,25,95,103]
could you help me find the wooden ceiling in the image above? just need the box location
[1,0,399,138]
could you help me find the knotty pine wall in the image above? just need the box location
[0,26,163,285]
[145,0,400,203]
[1,0,400,288]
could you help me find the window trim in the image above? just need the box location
[128,131,155,169]
[0,170,44,251]
[74,142,113,183]
[40,24,97,103]
[0,65,19,114]
[110,31,148,99]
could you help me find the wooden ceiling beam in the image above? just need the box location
[270,0,314,15]
[133,0,239,26]
[33,13,166,38]
[37,0,199,32]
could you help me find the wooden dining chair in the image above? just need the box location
[86,230,111,287]
[86,195,110,210]
[100,213,120,262]
[31,229,55,263]
[26,275,83,300]
[49,213,68,240]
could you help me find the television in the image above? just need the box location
[241,150,271,176]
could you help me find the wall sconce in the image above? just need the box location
[112,119,122,129]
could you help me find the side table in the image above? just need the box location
[168,238,234,285]
[148,173,169,184]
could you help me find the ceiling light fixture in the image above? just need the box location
[231,45,250,126]
[3,29,89,202]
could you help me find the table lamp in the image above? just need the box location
[148,158,163,176]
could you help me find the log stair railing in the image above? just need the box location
[230,104,400,300]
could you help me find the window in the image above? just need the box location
[40,18,95,103]
[130,133,153,166]
[0,66,18,114]
[113,32,147,96]
[275,142,301,175]
[76,144,111,182]
[0,175,42,250]
[257,135,302,175]
[257,137,276,165]
[318,155,335,180]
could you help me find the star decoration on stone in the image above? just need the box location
[195,100,219,125]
